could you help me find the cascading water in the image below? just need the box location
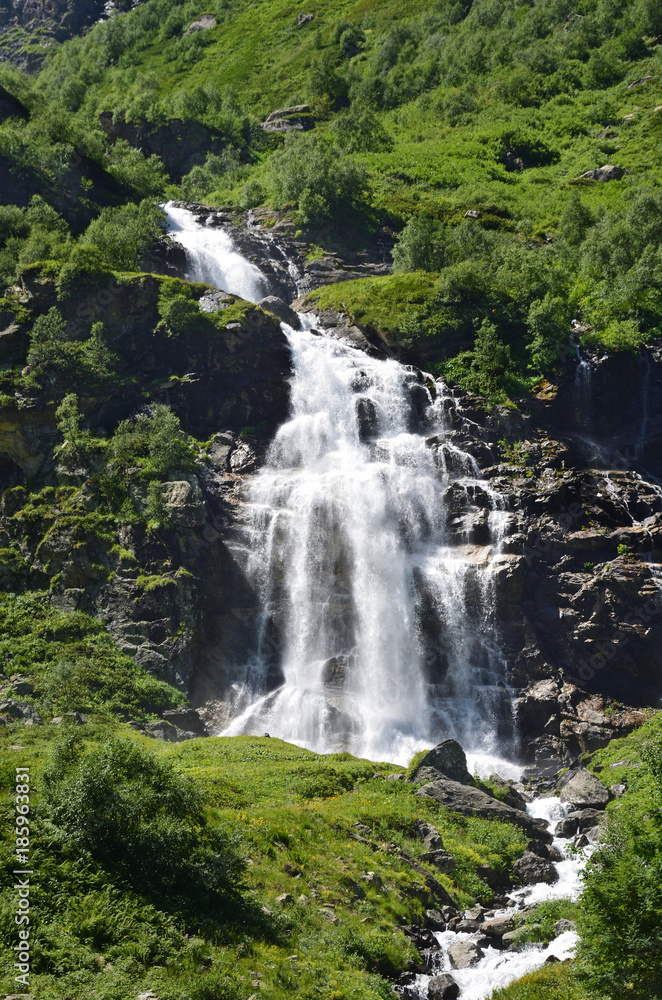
[223,320,513,764]
[164,201,271,302]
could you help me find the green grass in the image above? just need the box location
[305,271,438,339]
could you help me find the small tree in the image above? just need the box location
[55,393,92,470]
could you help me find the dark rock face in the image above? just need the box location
[98,114,237,182]
[0,0,106,68]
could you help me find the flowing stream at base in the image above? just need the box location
[165,206,588,999]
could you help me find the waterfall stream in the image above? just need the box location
[165,206,586,999]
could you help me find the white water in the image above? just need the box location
[410,796,588,1000]
[164,202,270,302]
[223,321,514,763]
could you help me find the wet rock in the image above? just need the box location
[578,164,624,181]
[447,939,483,969]
[258,295,301,328]
[412,739,472,784]
[513,851,559,886]
[480,915,515,938]
[559,767,610,809]
[427,973,460,1000]
[456,918,481,932]
[417,777,553,842]
[425,908,446,930]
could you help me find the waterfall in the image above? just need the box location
[165,206,514,765]
[164,202,270,302]
[573,347,593,433]
[223,322,513,763]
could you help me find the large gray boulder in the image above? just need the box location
[412,739,472,784]
[258,295,301,329]
[559,768,610,810]
[447,940,483,969]
[513,851,559,886]
[417,777,553,842]
[578,164,624,181]
[428,973,460,1000]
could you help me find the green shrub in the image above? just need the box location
[269,133,368,224]
[44,735,244,922]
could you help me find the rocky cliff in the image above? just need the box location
[1,233,662,765]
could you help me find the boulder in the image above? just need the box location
[578,164,624,182]
[554,918,576,935]
[513,851,559,886]
[559,768,610,809]
[427,973,460,1000]
[415,819,445,850]
[185,14,216,33]
[417,777,553,842]
[160,707,208,736]
[420,850,457,874]
[297,12,314,25]
[412,740,472,784]
[161,479,206,528]
[258,296,301,329]
[447,940,483,969]
[425,908,446,930]
[480,915,515,938]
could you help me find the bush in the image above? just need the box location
[269,133,368,224]
[84,200,164,271]
[392,216,448,272]
[333,103,393,154]
[44,735,244,921]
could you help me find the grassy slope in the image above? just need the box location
[0,721,531,1000]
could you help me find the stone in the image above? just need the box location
[502,930,520,948]
[208,430,235,470]
[480,915,515,938]
[387,772,404,781]
[627,76,653,89]
[10,678,34,696]
[488,773,528,811]
[161,479,206,528]
[447,939,483,969]
[276,893,294,905]
[65,711,88,725]
[417,777,553,842]
[513,851,559,886]
[425,908,446,930]
[464,210,481,219]
[559,768,610,809]
[320,908,340,924]
[138,992,160,1000]
[51,716,63,725]
[610,783,626,798]
[297,13,314,25]
[415,819,445,850]
[578,164,624,182]
[456,918,481,932]
[258,296,301,329]
[427,973,460,1000]
[412,739,472,784]
[361,871,383,888]
[554,918,576,935]
[185,14,216,33]
[161,708,208,736]
[420,850,457,874]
